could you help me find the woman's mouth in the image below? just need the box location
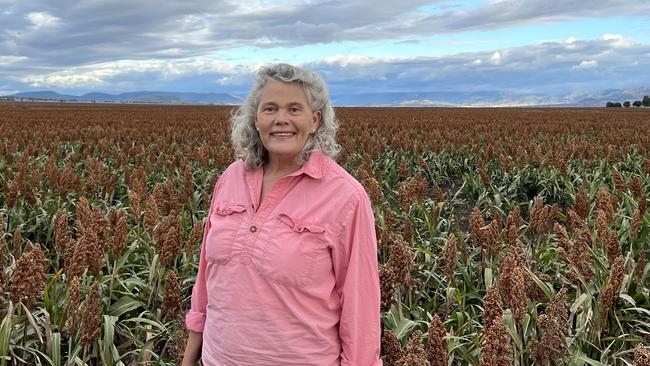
[270,132,296,139]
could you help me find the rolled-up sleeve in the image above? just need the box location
[333,191,383,366]
[185,179,221,333]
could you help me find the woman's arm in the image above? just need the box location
[181,330,203,366]
[184,193,213,333]
[183,177,223,364]
[332,191,383,366]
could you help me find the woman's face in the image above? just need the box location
[255,80,321,165]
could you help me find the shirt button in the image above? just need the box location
[240,255,252,265]
[250,225,257,233]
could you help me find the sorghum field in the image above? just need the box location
[0,102,649,366]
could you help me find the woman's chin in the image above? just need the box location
[266,148,301,161]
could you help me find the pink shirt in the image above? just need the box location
[186,150,383,366]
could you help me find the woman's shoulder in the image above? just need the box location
[209,159,247,193]
[217,158,247,180]
[320,156,369,205]
[225,158,246,174]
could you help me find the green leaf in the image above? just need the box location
[148,254,159,287]
[0,302,13,366]
[10,345,55,366]
[100,315,118,366]
[51,333,61,366]
[394,317,418,340]
[108,296,143,318]
[123,317,166,332]
[571,293,592,313]
[21,302,44,344]
[523,266,553,301]
[571,354,608,366]
[484,267,493,289]
[621,306,650,316]
[618,294,636,307]
[503,310,523,350]
[42,308,54,359]
[413,247,434,257]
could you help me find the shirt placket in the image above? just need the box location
[242,168,293,265]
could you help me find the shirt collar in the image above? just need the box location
[286,150,324,180]
[244,150,325,180]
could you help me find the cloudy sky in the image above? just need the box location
[1,0,649,97]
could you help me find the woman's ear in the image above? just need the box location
[312,110,322,132]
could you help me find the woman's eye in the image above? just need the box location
[291,107,301,113]
[263,106,275,112]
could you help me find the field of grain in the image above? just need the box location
[0,103,649,365]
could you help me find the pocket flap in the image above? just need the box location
[215,203,247,216]
[301,224,325,233]
[277,213,325,233]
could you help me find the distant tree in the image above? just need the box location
[606,102,615,107]
[623,101,631,107]
[606,102,622,107]
[633,100,642,107]
[614,102,622,107]
[643,95,650,107]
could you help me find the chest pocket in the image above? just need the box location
[205,202,248,263]
[255,213,329,289]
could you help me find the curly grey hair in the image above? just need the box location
[230,63,341,170]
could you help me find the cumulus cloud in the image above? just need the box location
[26,12,60,28]
[489,52,503,65]
[21,73,106,89]
[322,55,393,67]
[11,57,253,93]
[564,36,578,50]
[601,33,633,48]
[0,55,28,63]
[573,60,598,70]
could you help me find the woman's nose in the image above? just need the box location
[274,108,290,123]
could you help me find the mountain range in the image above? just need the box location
[3,87,650,107]
[4,91,242,105]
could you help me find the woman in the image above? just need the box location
[183,63,382,366]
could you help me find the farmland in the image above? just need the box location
[0,102,649,365]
